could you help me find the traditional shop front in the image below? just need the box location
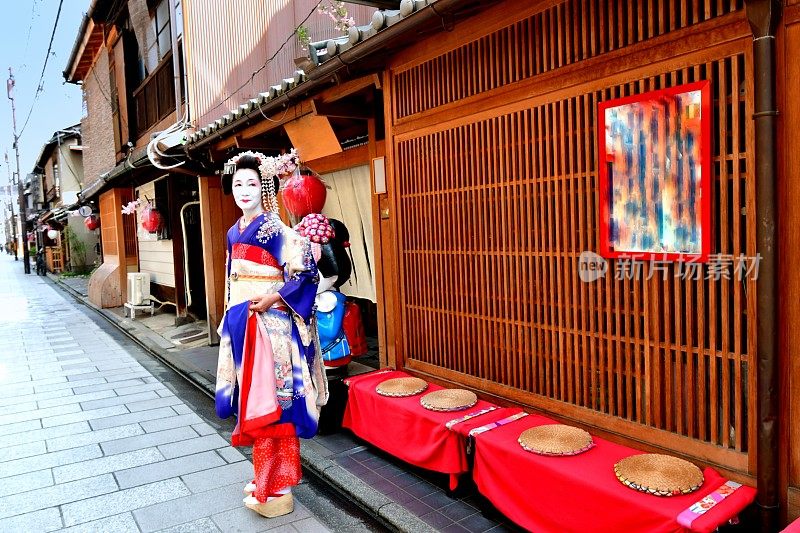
[376,0,795,527]
[184,0,800,527]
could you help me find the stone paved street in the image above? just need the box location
[0,255,342,532]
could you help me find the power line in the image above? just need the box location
[201,1,322,119]
[18,0,65,140]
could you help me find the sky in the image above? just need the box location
[0,0,87,185]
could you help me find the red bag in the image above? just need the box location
[342,301,367,357]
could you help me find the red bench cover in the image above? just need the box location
[343,370,507,481]
[472,412,757,533]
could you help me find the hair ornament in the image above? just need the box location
[294,213,335,244]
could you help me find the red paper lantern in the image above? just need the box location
[281,173,327,218]
[84,215,100,231]
[140,205,162,233]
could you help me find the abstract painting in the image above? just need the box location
[598,81,711,262]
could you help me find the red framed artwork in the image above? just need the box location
[597,80,712,262]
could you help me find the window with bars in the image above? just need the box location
[390,1,754,469]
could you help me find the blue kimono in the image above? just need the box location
[215,211,328,445]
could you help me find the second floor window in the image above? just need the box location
[151,0,171,62]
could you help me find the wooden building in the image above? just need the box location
[186,0,797,526]
[376,0,797,525]
[64,0,206,320]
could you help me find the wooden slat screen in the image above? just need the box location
[394,0,744,120]
[394,52,755,461]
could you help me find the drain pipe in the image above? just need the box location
[745,1,782,531]
[180,201,200,310]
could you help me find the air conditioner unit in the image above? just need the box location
[127,273,151,306]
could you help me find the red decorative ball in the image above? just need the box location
[282,174,327,218]
[140,205,162,233]
[84,215,100,231]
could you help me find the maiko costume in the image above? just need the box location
[215,151,328,518]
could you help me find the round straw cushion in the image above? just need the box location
[614,454,704,497]
[420,389,478,412]
[375,377,428,397]
[518,424,594,456]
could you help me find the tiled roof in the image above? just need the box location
[187,0,435,146]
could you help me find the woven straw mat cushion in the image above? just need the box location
[420,389,478,412]
[614,453,704,496]
[375,377,428,397]
[518,424,594,456]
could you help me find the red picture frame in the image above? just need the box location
[597,80,712,262]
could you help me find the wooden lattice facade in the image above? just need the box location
[384,0,759,480]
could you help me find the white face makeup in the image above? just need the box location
[316,273,337,295]
[231,168,263,218]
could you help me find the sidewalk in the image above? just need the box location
[50,273,517,533]
[0,257,336,532]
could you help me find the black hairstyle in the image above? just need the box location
[222,153,280,195]
[317,219,352,289]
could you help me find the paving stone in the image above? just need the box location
[47,423,145,452]
[127,396,184,413]
[54,447,165,483]
[1,401,39,415]
[0,469,54,498]
[58,512,140,533]
[0,403,81,426]
[140,413,204,433]
[157,389,177,398]
[133,482,254,532]
[68,369,151,383]
[38,389,117,409]
[0,507,62,532]
[61,478,191,527]
[116,450,226,489]
[180,460,253,494]
[158,434,230,460]
[42,405,129,428]
[0,473,117,520]
[155,517,222,533]
[0,440,47,463]
[210,500,311,533]
[171,404,193,415]
[90,406,178,431]
[0,421,89,449]
[5,383,35,396]
[0,389,72,408]
[191,422,218,436]
[216,447,246,464]
[30,366,100,380]
[34,377,108,393]
[80,391,159,410]
[0,418,42,439]
[70,378,148,395]
[101,426,200,456]
[0,444,103,479]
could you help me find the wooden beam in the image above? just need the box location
[312,98,372,120]
[318,73,381,103]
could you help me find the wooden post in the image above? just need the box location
[198,175,238,344]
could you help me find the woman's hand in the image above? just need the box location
[249,293,282,313]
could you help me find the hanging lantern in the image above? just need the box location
[84,215,100,231]
[281,173,327,218]
[47,228,59,240]
[140,203,162,233]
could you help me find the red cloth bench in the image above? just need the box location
[470,411,756,533]
[342,370,510,489]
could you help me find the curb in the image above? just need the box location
[47,274,435,533]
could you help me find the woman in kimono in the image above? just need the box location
[215,151,327,518]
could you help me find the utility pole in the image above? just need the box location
[7,68,29,273]
[4,151,16,260]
